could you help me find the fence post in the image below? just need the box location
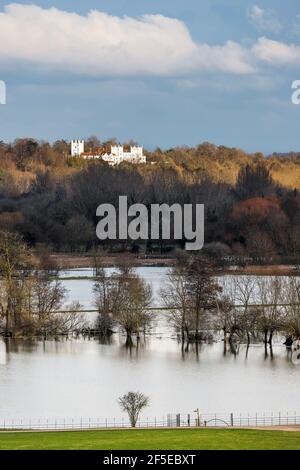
[230,413,234,427]
[187,414,190,427]
[176,414,181,427]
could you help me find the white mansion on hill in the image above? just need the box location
[71,140,146,166]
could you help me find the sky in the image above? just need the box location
[0,1,300,153]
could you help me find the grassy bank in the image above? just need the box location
[50,254,300,276]
[0,428,300,450]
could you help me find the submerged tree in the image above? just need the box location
[118,391,149,428]
[0,231,34,335]
[255,277,285,346]
[0,231,71,337]
[283,277,300,339]
[233,277,258,347]
[112,266,152,346]
[93,262,152,345]
[162,253,221,344]
[186,255,222,340]
[161,256,191,344]
[93,264,114,336]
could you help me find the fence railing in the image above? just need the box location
[0,412,300,431]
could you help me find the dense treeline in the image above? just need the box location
[1,138,300,262]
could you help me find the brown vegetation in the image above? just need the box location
[1,138,300,263]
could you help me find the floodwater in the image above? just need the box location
[0,267,299,422]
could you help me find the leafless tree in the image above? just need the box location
[118,391,149,427]
[160,257,191,344]
[93,264,114,336]
[233,276,258,346]
[93,263,152,345]
[43,302,87,336]
[185,255,222,341]
[255,277,285,346]
[113,269,152,345]
[282,277,300,339]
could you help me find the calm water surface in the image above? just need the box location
[0,267,299,421]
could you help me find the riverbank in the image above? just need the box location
[50,254,300,276]
[0,428,300,450]
[50,254,174,269]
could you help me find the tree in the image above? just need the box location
[282,277,300,339]
[31,269,67,335]
[93,263,152,345]
[93,263,114,337]
[0,231,70,337]
[0,231,33,335]
[118,391,149,427]
[214,295,237,352]
[161,257,191,344]
[233,277,258,347]
[112,267,152,346]
[236,163,275,200]
[185,255,222,341]
[161,254,221,345]
[255,277,285,347]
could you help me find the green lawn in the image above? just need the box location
[0,428,300,450]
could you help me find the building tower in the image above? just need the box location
[71,139,84,157]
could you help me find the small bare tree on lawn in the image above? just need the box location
[118,391,149,428]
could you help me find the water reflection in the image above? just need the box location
[0,334,298,420]
[0,267,299,421]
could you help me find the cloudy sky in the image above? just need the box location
[0,1,300,153]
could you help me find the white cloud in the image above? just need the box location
[0,3,254,76]
[247,5,282,34]
[252,37,300,66]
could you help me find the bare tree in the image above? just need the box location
[282,277,300,339]
[161,256,191,344]
[214,295,236,351]
[233,276,258,347]
[113,269,152,345]
[256,277,285,346]
[93,264,114,336]
[118,391,149,427]
[185,255,222,341]
[44,302,87,336]
[0,231,34,335]
[93,263,152,345]
[161,254,221,345]
[32,270,67,333]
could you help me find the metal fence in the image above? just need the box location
[1,412,300,431]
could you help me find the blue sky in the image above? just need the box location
[0,1,300,153]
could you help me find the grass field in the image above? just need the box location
[0,428,300,450]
